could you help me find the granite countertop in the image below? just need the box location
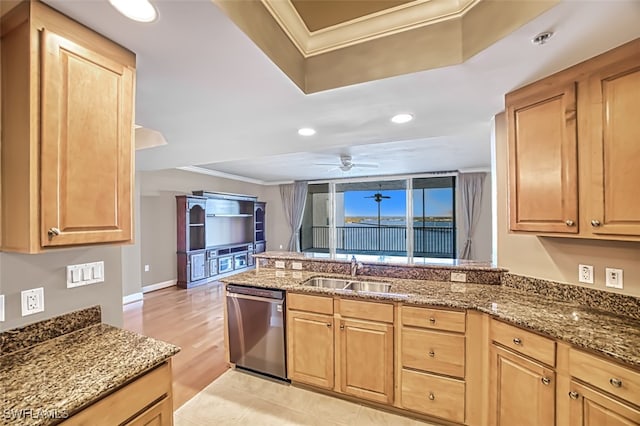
[1,323,180,426]
[254,251,505,271]
[222,268,640,369]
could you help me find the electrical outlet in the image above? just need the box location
[275,261,285,269]
[605,268,623,289]
[21,287,44,316]
[0,294,4,322]
[451,272,467,282]
[144,264,150,272]
[292,262,303,270]
[578,264,594,284]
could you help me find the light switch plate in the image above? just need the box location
[67,261,105,288]
[275,261,285,269]
[451,272,467,282]
[292,262,303,270]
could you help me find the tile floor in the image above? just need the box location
[174,369,438,426]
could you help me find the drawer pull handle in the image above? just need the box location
[565,220,575,227]
[610,378,622,388]
[591,219,601,227]
[428,393,435,401]
[428,351,435,358]
[541,377,551,386]
[512,338,522,345]
[429,317,436,324]
[568,391,579,400]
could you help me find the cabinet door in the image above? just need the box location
[40,29,134,247]
[287,311,334,389]
[507,83,578,233]
[339,318,394,404]
[190,253,206,281]
[568,381,640,426]
[125,396,173,426]
[489,344,555,426]
[588,54,640,237]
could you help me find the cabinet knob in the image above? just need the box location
[565,220,575,227]
[340,324,345,330]
[541,377,551,386]
[429,317,436,324]
[48,227,61,238]
[512,337,522,345]
[428,350,435,358]
[591,219,601,227]
[568,391,579,400]
[428,393,435,401]
[326,323,332,328]
[610,378,622,388]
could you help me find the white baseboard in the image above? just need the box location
[142,279,177,293]
[122,292,143,305]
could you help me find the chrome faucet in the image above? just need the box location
[350,256,362,277]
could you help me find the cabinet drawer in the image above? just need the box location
[402,328,465,378]
[402,306,465,333]
[337,298,393,323]
[288,293,333,315]
[401,369,465,424]
[63,362,171,425]
[490,319,555,366]
[569,349,640,407]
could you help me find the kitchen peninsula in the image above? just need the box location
[221,252,640,425]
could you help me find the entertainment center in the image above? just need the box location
[176,191,266,288]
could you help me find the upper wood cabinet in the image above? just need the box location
[507,83,578,233]
[1,2,135,253]
[506,37,640,241]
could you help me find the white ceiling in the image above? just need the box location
[44,0,640,184]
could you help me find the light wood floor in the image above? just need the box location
[123,281,228,410]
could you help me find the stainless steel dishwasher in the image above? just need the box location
[226,285,287,380]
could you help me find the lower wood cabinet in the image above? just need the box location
[287,310,334,389]
[568,380,640,426]
[286,293,394,405]
[62,361,173,426]
[489,344,555,426]
[339,318,393,404]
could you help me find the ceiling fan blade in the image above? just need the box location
[314,163,341,166]
[352,163,378,168]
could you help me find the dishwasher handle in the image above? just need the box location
[227,292,284,304]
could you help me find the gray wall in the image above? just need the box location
[0,247,123,330]
[121,173,142,296]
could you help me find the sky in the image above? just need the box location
[344,188,453,217]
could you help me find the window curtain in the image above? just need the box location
[280,181,308,252]
[458,172,486,260]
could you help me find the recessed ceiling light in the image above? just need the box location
[532,31,553,45]
[109,0,158,23]
[391,113,413,124]
[298,127,316,136]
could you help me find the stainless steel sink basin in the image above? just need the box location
[345,281,392,293]
[304,277,351,289]
[302,277,392,293]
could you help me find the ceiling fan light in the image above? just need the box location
[298,127,316,136]
[109,0,158,23]
[391,113,414,124]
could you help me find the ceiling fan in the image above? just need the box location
[315,155,379,172]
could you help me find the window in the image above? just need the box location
[301,175,456,259]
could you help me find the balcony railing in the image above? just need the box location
[306,225,455,258]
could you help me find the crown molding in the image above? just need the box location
[176,166,293,186]
[262,0,478,57]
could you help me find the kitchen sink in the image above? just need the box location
[304,277,352,289]
[302,277,392,293]
[345,281,392,293]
